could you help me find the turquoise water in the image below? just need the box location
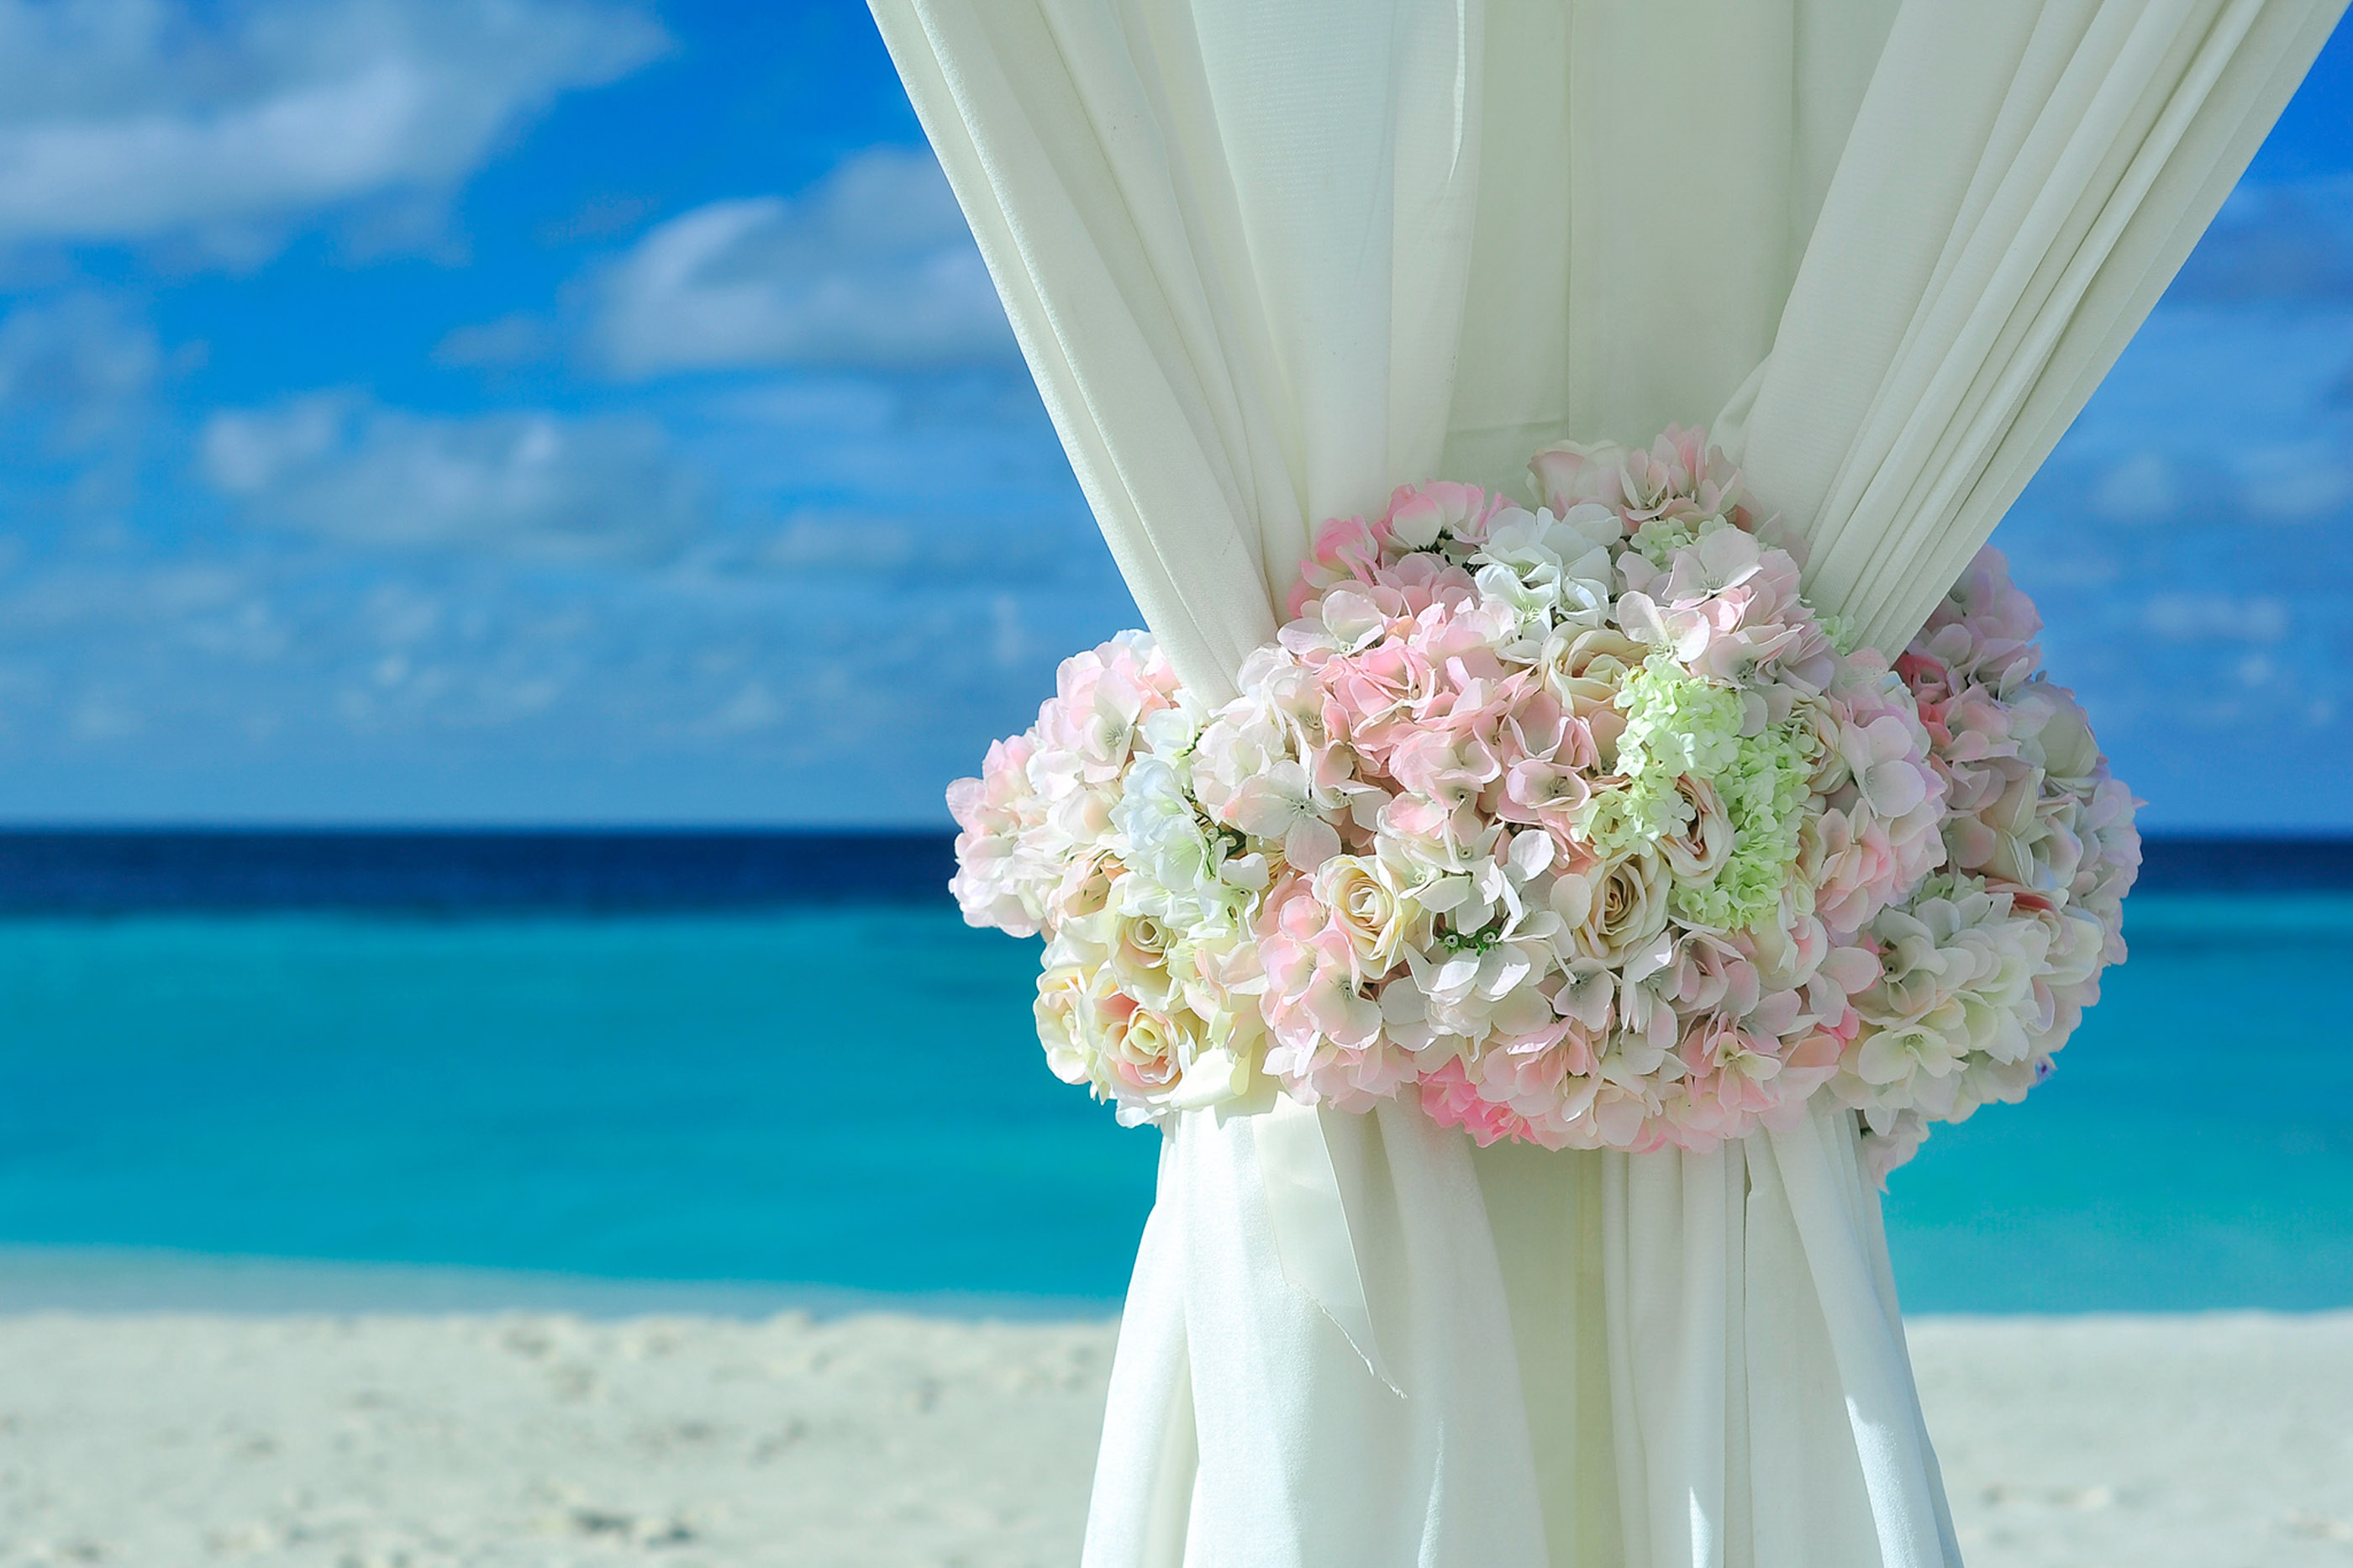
[0,893,2346,1313]
[0,910,1139,1305]
[1883,893,2353,1310]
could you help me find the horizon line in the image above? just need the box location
[0,823,2338,844]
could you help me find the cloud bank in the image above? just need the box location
[202,395,704,563]
[592,148,1017,376]
[0,0,666,251]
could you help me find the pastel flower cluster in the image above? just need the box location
[946,633,1271,1125]
[1837,548,2141,1177]
[949,430,2134,1164]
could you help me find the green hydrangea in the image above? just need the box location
[1575,787,1647,859]
[1580,651,1814,932]
[1629,513,1734,570]
[1581,654,1745,855]
[1814,611,1862,657]
[1670,719,1812,931]
[1628,518,1696,569]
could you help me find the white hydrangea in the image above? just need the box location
[1840,876,2050,1124]
[1468,502,1618,643]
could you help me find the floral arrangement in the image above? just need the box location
[949,429,2137,1171]
[1835,548,2141,1176]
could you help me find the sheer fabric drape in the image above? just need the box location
[871,2,2344,1563]
[1724,0,2346,655]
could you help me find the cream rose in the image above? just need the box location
[1033,957,1104,1087]
[1792,695,1851,795]
[1309,853,1425,976]
[1102,909,1182,1008]
[1535,626,1646,766]
[1096,1003,1195,1103]
[1659,774,1732,883]
[1552,848,1671,964]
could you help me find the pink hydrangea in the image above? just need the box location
[947,733,1050,934]
[1807,657,1949,939]
[949,632,1189,943]
[1256,875,1418,1110]
[1419,1050,1574,1148]
[1529,424,1756,534]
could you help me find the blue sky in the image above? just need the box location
[0,2,2344,830]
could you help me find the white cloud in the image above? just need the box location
[2233,439,2353,521]
[201,392,705,562]
[2089,451,2177,522]
[434,313,559,369]
[0,291,157,444]
[0,0,666,250]
[5,560,250,634]
[68,690,143,740]
[2170,176,2353,306]
[592,147,1017,376]
[699,678,784,734]
[2138,592,2292,644]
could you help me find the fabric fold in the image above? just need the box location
[1729,0,2345,655]
[1109,1102,1546,1567]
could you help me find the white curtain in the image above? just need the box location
[870,3,2345,1564]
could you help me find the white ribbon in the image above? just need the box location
[1253,1095,1399,1396]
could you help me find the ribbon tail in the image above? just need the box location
[1253,1095,1400,1397]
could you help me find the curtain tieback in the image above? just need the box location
[1256,1097,1400,1396]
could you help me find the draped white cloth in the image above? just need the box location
[871,2,2345,1563]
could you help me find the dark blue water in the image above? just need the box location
[0,832,2345,1313]
[0,829,955,912]
[0,828,2335,912]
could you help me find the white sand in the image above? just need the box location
[1,1307,2348,1566]
[1911,1313,2353,1567]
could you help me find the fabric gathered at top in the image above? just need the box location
[869,1,2347,1564]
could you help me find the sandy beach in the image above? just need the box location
[1,1304,2348,1567]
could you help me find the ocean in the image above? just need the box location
[0,830,2345,1316]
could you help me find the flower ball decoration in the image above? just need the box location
[1836,548,2142,1176]
[949,429,2137,1168]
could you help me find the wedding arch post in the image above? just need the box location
[871,2,2345,1563]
